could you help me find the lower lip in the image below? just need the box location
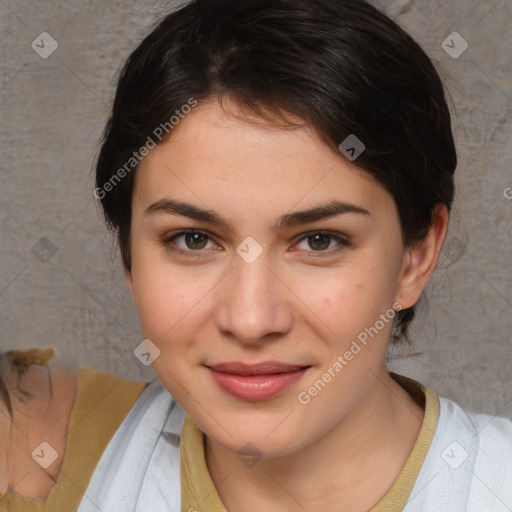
[207,367,309,401]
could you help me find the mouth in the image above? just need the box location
[205,361,312,401]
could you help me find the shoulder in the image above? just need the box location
[406,393,512,511]
[0,349,78,443]
[442,398,512,489]
[72,365,148,413]
[443,397,512,510]
[0,349,78,497]
[437,395,512,454]
[75,379,184,512]
[0,348,150,503]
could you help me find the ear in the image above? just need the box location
[395,203,449,309]
[124,265,135,302]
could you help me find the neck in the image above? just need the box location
[205,366,425,512]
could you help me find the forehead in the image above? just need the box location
[149,99,339,170]
[133,98,392,220]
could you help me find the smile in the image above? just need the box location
[205,361,312,400]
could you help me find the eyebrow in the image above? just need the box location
[144,198,370,230]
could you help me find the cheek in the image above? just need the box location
[131,259,211,345]
[313,273,383,330]
[311,267,398,357]
[132,268,209,397]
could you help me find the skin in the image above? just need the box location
[125,96,448,511]
[0,362,77,498]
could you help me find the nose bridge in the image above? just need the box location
[215,246,292,343]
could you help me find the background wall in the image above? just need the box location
[1,0,511,416]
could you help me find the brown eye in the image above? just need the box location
[307,233,331,250]
[295,231,349,255]
[162,229,217,256]
[182,231,209,250]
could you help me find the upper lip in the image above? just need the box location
[206,361,310,375]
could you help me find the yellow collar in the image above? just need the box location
[180,373,439,512]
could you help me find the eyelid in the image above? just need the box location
[161,228,350,257]
[291,230,350,256]
[162,229,221,255]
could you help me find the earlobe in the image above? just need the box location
[395,204,449,309]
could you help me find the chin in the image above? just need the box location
[203,412,309,460]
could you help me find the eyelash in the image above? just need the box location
[161,229,350,258]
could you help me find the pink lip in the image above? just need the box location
[206,361,311,401]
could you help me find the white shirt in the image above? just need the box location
[77,378,512,512]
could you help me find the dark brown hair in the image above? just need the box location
[94,0,456,344]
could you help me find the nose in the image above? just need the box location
[214,250,293,345]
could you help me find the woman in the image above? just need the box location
[0,349,147,511]
[2,0,511,511]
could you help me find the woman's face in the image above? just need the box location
[126,97,422,457]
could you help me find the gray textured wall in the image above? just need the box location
[1,0,511,416]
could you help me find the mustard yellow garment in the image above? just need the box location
[0,364,147,512]
[180,373,439,512]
